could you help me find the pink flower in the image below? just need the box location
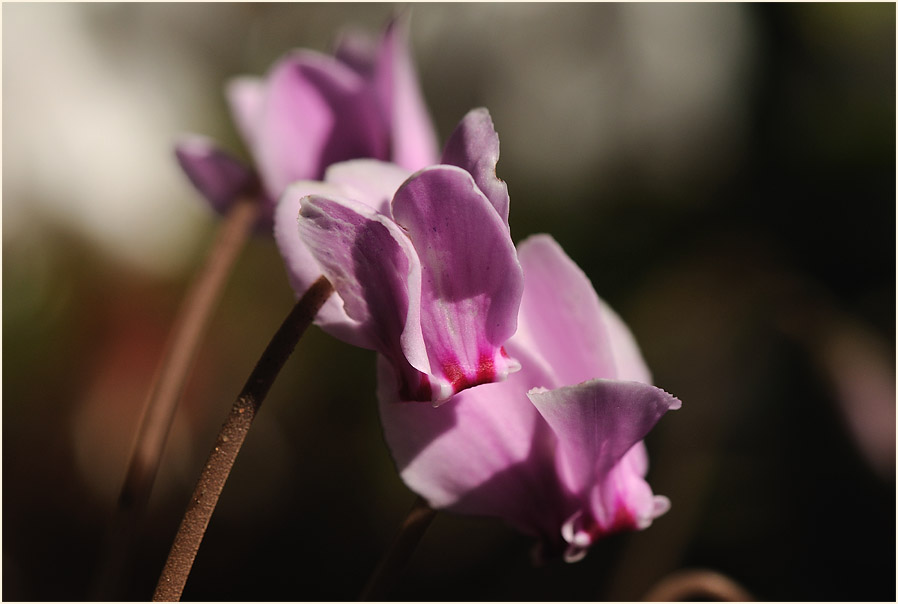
[275,109,522,404]
[175,17,438,221]
[379,235,681,561]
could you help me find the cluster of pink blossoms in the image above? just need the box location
[179,17,680,562]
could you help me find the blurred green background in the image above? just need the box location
[3,3,895,601]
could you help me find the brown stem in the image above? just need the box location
[93,197,259,599]
[642,569,754,602]
[153,276,334,602]
[359,496,436,601]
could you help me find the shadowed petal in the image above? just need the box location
[174,135,258,215]
[392,166,524,403]
[297,194,433,396]
[441,108,510,225]
[515,235,652,385]
[250,50,389,197]
[374,16,439,171]
[377,349,570,539]
[273,182,369,348]
[528,380,680,497]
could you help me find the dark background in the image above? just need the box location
[4,3,895,601]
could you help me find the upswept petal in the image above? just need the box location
[251,50,389,197]
[174,135,258,215]
[391,166,524,403]
[440,108,510,225]
[323,159,411,217]
[377,348,569,540]
[332,27,377,76]
[374,16,439,172]
[273,182,368,348]
[514,235,652,386]
[527,380,680,498]
[225,76,265,150]
[296,194,431,397]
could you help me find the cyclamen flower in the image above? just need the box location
[379,235,681,561]
[275,108,522,404]
[175,17,438,220]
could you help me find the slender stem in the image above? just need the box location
[93,197,259,599]
[153,276,334,602]
[641,569,754,602]
[359,496,436,601]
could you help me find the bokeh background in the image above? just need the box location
[3,3,895,601]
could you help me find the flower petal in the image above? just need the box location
[273,182,370,348]
[374,16,439,172]
[440,108,510,225]
[377,349,571,540]
[514,235,653,386]
[174,135,259,215]
[528,379,680,498]
[391,165,524,403]
[323,159,411,217]
[296,193,433,397]
[250,50,390,197]
[225,76,265,150]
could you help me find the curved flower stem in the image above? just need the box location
[93,197,259,599]
[153,276,334,602]
[359,496,436,601]
[641,569,754,602]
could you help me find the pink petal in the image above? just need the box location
[273,182,369,348]
[391,166,524,403]
[374,16,439,172]
[250,50,389,197]
[225,76,265,150]
[323,159,411,217]
[174,135,259,215]
[296,193,433,397]
[513,235,652,386]
[527,380,680,499]
[333,27,378,76]
[440,108,510,225]
[377,350,571,540]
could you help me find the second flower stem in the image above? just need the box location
[153,276,334,602]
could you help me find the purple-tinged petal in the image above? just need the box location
[391,165,524,403]
[174,135,259,215]
[440,108,510,225]
[513,235,652,386]
[296,193,434,397]
[374,16,439,172]
[250,50,390,197]
[273,182,370,348]
[333,27,377,76]
[225,76,265,150]
[527,379,679,498]
[377,348,572,540]
[323,159,411,217]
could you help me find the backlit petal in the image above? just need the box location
[441,108,510,225]
[323,159,411,217]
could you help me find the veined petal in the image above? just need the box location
[528,379,680,498]
[440,108,510,225]
[377,349,571,540]
[273,182,368,348]
[514,235,652,386]
[391,165,524,403]
[251,50,389,197]
[374,16,439,172]
[174,135,259,215]
[296,194,432,396]
[323,159,411,217]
